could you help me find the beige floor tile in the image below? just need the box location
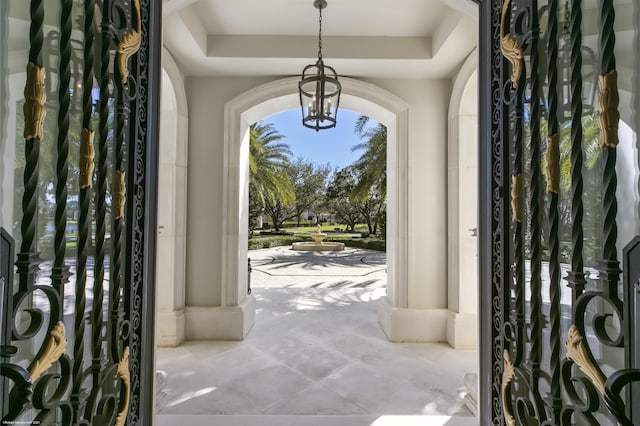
[157,248,478,420]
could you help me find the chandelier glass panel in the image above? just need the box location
[299,0,341,131]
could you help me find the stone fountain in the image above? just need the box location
[292,224,345,251]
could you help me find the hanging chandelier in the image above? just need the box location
[299,0,341,131]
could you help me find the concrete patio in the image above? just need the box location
[156,247,478,425]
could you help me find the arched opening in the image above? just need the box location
[246,106,389,322]
[156,49,189,347]
[447,50,479,350]
[217,76,409,340]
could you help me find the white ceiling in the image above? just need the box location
[162,0,480,78]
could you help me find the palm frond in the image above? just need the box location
[249,121,295,208]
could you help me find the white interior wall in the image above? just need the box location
[360,77,453,342]
[364,77,449,312]
[185,76,272,308]
[184,76,271,339]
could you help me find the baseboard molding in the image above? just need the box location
[378,296,448,342]
[463,372,479,417]
[184,295,256,340]
[446,311,478,349]
[156,308,186,347]
[464,393,478,417]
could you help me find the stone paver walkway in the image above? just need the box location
[249,246,386,289]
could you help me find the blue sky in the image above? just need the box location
[260,108,372,170]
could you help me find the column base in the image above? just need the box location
[464,372,479,416]
[157,308,186,347]
[185,295,256,340]
[446,311,478,349]
[377,296,448,342]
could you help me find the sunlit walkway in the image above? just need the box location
[156,248,478,425]
[249,246,387,289]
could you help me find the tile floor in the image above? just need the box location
[155,248,479,425]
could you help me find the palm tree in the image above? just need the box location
[249,121,295,212]
[351,115,387,200]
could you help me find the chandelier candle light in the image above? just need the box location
[299,0,341,131]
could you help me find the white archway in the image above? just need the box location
[156,48,189,347]
[220,76,410,339]
[447,49,479,349]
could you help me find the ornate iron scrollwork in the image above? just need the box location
[502,350,516,426]
[23,62,46,141]
[566,325,607,394]
[115,347,130,426]
[1,0,155,423]
[500,0,524,88]
[114,170,127,220]
[27,321,66,383]
[598,70,619,149]
[511,174,523,223]
[79,128,95,189]
[490,0,639,424]
[117,0,141,84]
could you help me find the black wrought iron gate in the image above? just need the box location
[480,0,640,424]
[0,1,160,424]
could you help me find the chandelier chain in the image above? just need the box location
[562,0,570,42]
[318,7,323,59]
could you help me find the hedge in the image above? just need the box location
[248,235,386,251]
[257,230,294,236]
[326,237,386,251]
[248,236,305,250]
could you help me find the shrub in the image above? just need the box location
[326,237,386,251]
[248,235,386,252]
[248,235,305,250]
[258,230,294,236]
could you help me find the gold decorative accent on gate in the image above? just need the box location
[114,170,126,220]
[545,134,560,194]
[115,347,131,426]
[566,325,606,394]
[598,69,620,149]
[117,0,142,83]
[502,350,516,426]
[28,322,67,383]
[511,174,523,223]
[80,128,96,189]
[500,0,523,88]
[23,62,46,141]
